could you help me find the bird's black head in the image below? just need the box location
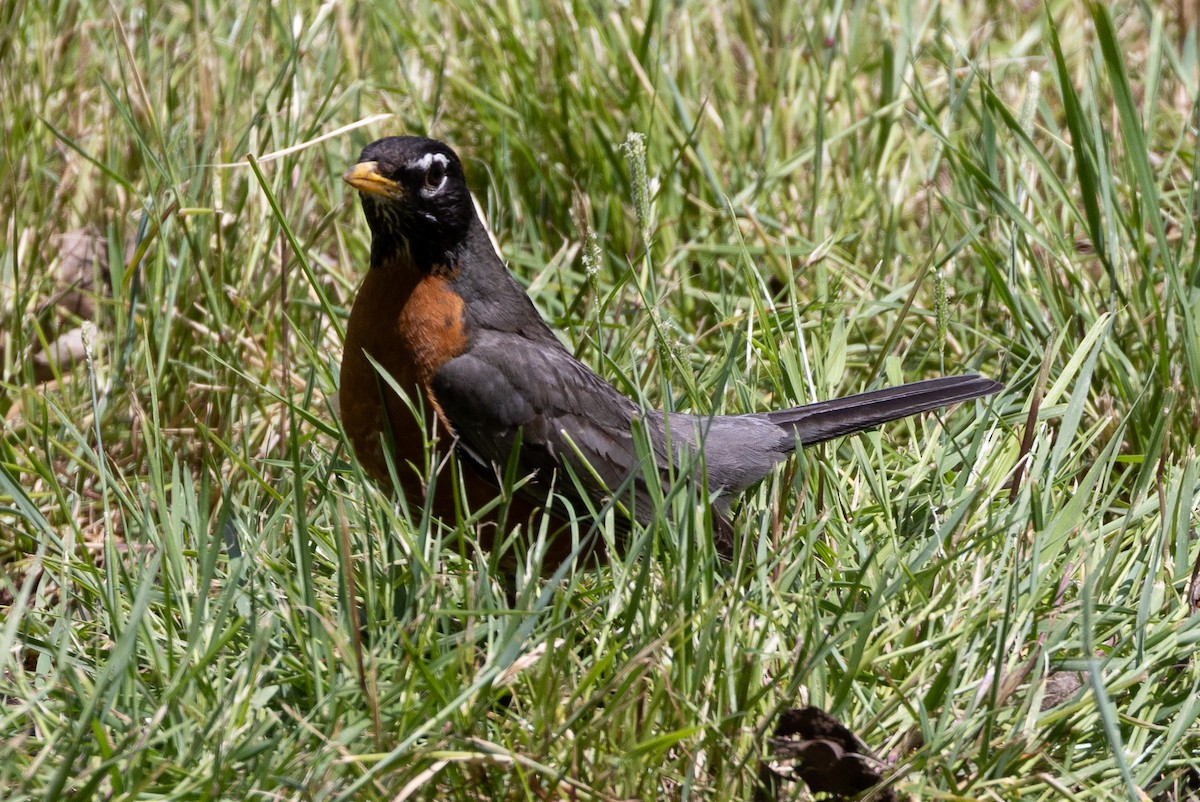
[344,136,474,270]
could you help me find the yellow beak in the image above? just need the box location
[343,161,404,199]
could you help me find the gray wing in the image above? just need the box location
[429,329,650,518]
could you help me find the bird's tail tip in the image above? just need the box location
[767,372,1003,446]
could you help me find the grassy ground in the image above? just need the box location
[2,1,1199,799]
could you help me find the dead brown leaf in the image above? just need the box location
[758,707,895,802]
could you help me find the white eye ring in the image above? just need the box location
[417,153,449,195]
[424,163,446,193]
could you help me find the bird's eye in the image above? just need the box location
[424,160,447,193]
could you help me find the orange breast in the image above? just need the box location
[339,262,600,566]
[339,264,467,490]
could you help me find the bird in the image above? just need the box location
[339,135,1002,564]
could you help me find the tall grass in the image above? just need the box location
[2,1,1198,799]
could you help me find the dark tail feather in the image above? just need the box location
[764,374,1003,447]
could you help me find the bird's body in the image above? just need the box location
[340,136,1001,562]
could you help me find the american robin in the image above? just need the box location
[340,136,1002,563]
